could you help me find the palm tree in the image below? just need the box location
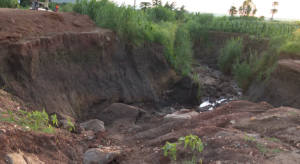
[140,2,151,12]
[229,6,237,16]
[180,5,186,12]
[152,0,162,7]
[270,9,278,20]
[271,1,279,21]
[239,0,256,16]
[170,1,177,10]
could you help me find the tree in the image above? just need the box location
[259,16,265,21]
[140,2,151,12]
[229,6,237,16]
[271,1,279,21]
[164,1,177,10]
[152,0,162,7]
[239,0,257,16]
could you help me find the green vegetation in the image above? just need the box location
[218,37,243,74]
[0,109,56,133]
[162,142,177,160]
[162,134,204,162]
[0,0,18,8]
[244,132,256,142]
[49,2,74,12]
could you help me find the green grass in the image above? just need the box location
[218,37,243,74]
[73,0,197,75]
[0,109,56,133]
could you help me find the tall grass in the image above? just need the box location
[0,0,18,8]
[218,37,243,74]
[74,0,197,75]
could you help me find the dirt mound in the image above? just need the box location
[44,12,64,22]
[247,59,300,109]
[85,101,300,164]
[0,9,96,42]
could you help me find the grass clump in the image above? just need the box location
[0,109,56,133]
[218,37,243,74]
[161,134,204,163]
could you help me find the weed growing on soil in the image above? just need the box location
[244,133,255,142]
[162,134,204,162]
[161,142,177,160]
[218,37,243,74]
[0,109,56,133]
[67,118,75,134]
[264,137,280,142]
[256,143,269,157]
[51,114,59,127]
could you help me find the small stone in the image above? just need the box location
[25,126,29,131]
[249,117,256,121]
[106,37,110,41]
[296,143,300,147]
[136,141,140,144]
[0,129,6,133]
[244,144,248,147]
[87,136,94,140]
[295,150,300,153]
[297,126,300,129]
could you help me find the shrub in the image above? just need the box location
[147,5,175,22]
[218,37,243,74]
[0,0,18,8]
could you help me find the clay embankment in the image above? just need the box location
[0,9,177,120]
[248,59,300,109]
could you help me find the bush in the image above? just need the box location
[233,55,255,90]
[218,37,243,74]
[147,5,175,22]
[0,0,18,8]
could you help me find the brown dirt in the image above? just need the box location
[247,59,300,109]
[0,9,97,42]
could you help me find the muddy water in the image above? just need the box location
[194,63,242,112]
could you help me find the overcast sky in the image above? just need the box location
[111,0,299,20]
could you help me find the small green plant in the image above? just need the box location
[161,142,177,160]
[264,137,281,142]
[287,111,297,115]
[67,118,75,132]
[271,148,282,153]
[178,134,204,153]
[257,143,269,157]
[244,133,255,142]
[51,114,59,127]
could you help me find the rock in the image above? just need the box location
[80,119,105,133]
[163,110,199,122]
[83,146,122,164]
[48,112,76,129]
[73,124,85,134]
[72,20,82,27]
[99,103,145,125]
[5,151,44,164]
[214,131,236,138]
[5,153,27,164]
[83,130,95,141]
[168,76,202,105]
[0,129,6,133]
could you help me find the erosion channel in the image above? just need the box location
[0,9,300,164]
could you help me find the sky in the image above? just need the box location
[111,0,300,20]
